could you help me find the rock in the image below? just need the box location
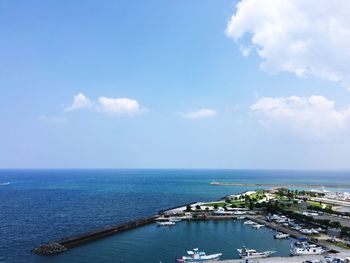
[32,242,67,255]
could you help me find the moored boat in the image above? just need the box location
[169,217,182,222]
[177,248,222,262]
[290,239,327,256]
[274,232,290,239]
[156,221,176,226]
[252,224,265,229]
[237,246,275,259]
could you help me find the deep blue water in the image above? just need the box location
[1,169,350,263]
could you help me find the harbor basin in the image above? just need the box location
[47,219,295,263]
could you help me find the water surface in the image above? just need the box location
[1,169,349,262]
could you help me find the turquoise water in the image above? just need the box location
[1,169,350,262]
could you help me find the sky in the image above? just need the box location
[1,0,350,169]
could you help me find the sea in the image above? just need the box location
[1,169,350,263]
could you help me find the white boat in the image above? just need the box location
[237,246,275,259]
[213,207,233,215]
[177,248,222,262]
[234,211,246,215]
[252,224,265,229]
[156,221,176,226]
[169,217,182,222]
[300,229,313,235]
[243,220,255,225]
[237,216,245,220]
[274,232,290,239]
[290,240,327,256]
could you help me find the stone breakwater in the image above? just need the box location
[32,243,67,255]
[32,215,158,255]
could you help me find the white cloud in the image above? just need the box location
[251,95,350,139]
[63,93,145,116]
[64,93,94,112]
[226,0,350,87]
[97,97,144,115]
[184,108,217,119]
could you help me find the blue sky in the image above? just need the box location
[1,0,350,169]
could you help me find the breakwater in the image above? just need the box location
[32,215,158,255]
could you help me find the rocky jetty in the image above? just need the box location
[32,242,67,255]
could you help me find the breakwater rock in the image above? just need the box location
[32,242,67,255]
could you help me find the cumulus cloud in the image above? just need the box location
[64,93,145,116]
[64,93,94,112]
[184,108,217,119]
[251,95,350,139]
[97,97,144,115]
[226,0,350,87]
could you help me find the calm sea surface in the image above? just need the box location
[1,169,350,263]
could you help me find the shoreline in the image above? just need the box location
[210,181,350,189]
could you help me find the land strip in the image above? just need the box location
[210,182,350,189]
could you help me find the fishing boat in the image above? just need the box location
[273,232,290,239]
[156,221,175,226]
[237,246,275,259]
[233,211,246,215]
[290,239,327,256]
[169,217,182,222]
[300,229,313,235]
[176,248,222,262]
[252,224,265,229]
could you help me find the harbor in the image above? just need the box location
[32,187,350,262]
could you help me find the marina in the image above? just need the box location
[32,190,349,262]
[49,219,295,262]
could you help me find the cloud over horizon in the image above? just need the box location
[251,95,350,139]
[64,93,145,116]
[183,108,217,119]
[226,0,350,88]
[97,97,144,115]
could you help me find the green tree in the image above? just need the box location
[330,221,342,229]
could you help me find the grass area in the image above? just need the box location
[275,195,290,201]
[202,202,226,207]
[307,200,323,208]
